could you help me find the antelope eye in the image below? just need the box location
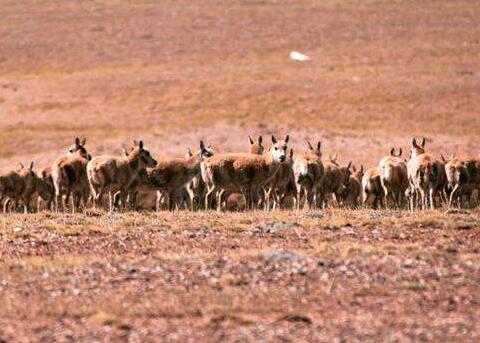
[275,147,278,150]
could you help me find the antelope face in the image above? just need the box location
[140,148,157,168]
[270,135,289,163]
[410,138,426,158]
[67,137,90,160]
[294,159,311,184]
[19,162,37,192]
[248,135,264,155]
[199,141,215,159]
[307,141,322,159]
[132,140,157,168]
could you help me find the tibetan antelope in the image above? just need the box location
[201,135,289,211]
[341,164,364,208]
[248,135,264,155]
[36,166,55,211]
[320,154,351,207]
[443,155,480,208]
[407,138,446,210]
[266,148,296,210]
[362,167,384,208]
[87,140,157,211]
[293,141,323,209]
[144,142,214,210]
[378,148,409,208]
[0,162,38,213]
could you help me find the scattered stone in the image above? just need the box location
[251,221,301,235]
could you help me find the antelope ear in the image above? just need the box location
[248,135,254,145]
[289,148,294,158]
[360,165,364,173]
[331,153,338,162]
[122,147,129,157]
[307,141,314,150]
[398,148,402,157]
[81,137,87,146]
[138,140,144,149]
[187,148,193,157]
[29,161,34,170]
[347,161,352,170]
[317,141,321,151]
[352,165,357,172]
[271,135,277,144]
[200,140,205,151]
[19,162,24,169]
[258,136,263,145]
[133,140,139,147]
[75,137,80,146]
[450,154,455,160]
[390,148,395,156]
[412,138,417,148]
[440,153,446,162]
[284,135,289,143]
[421,137,426,148]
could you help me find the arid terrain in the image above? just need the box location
[1,0,480,341]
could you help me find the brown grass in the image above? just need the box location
[1,209,480,341]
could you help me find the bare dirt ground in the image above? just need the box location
[1,209,480,342]
[1,0,480,341]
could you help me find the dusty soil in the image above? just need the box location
[1,209,480,342]
[1,0,480,341]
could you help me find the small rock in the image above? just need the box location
[12,227,23,233]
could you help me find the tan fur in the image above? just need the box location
[87,140,157,211]
[444,156,480,208]
[142,147,213,210]
[36,165,55,211]
[378,148,408,208]
[248,135,264,155]
[407,138,445,210]
[341,165,363,208]
[293,142,324,209]
[0,163,38,213]
[51,138,92,212]
[319,157,351,207]
[362,167,383,208]
[266,148,296,210]
[52,155,90,212]
[201,135,289,211]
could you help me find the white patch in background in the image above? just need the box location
[290,51,310,61]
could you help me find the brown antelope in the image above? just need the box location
[407,138,445,210]
[362,167,384,208]
[87,140,157,211]
[51,137,92,212]
[341,164,364,208]
[36,166,55,211]
[66,137,91,160]
[266,148,296,210]
[443,155,480,208]
[143,143,214,210]
[201,135,289,211]
[320,154,351,207]
[378,148,409,208]
[293,141,324,209]
[52,156,91,213]
[0,162,38,213]
[248,135,264,155]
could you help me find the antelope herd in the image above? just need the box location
[0,135,479,213]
